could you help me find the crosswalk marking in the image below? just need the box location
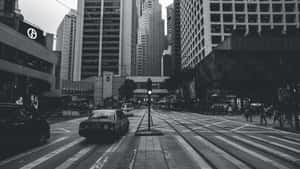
[285,136,300,143]
[215,136,290,169]
[194,136,251,169]
[175,135,213,169]
[269,136,300,146]
[0,137,68,167]
[20,138,84,169]
[55,146,94,169]
[89,136,126,169]
[249,135,300,154]
[233,135,299,163]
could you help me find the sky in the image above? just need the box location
[19,0,173,35]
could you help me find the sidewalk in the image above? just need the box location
[223,114,300,133]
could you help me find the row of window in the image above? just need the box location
[0,43,53,74]
[211,13,299,23]
[210,3,300,12]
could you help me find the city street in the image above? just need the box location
[0,109,300,169]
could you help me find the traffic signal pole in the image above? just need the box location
[148,93,151,131]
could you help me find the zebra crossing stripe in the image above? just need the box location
[20,138,84,169]
[215,136,290,169]
[55,146,94,169]
[233,135,299,163]
[269,136,300,146]
[249,135,300,154]
[194,136,251,169]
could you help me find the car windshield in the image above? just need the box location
[90,110,115,120]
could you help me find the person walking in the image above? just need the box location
[260,104,267,125]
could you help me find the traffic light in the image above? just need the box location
[147,78,152,95]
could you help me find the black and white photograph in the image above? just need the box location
[0,0,300,169]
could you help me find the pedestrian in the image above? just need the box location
[16,96,24,105]
[260,104,267,125]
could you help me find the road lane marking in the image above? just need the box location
[51,128,71,133]
[89,136,126,169]
[194,136,251,169]
[269,136,300,146]
[204,120,228,127]
[55,146,94,169]
[215,136,290,169]
[20,138,84,169]
[233,135,299,163]
[249,135,300,154]
[128,149,137,169]
[285,136,300,142]
[231,124,249,131]
[0,137,68,167]
[175,135,213,169]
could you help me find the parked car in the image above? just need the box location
[79,109,129,140]
[0,103,50,146]
[121,103,134,116]
[210,103,229,114]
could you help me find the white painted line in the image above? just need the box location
[233,135,299,163]
[20,138,84,169]
[249,135,300,154]
[194,136,251,169]
[215,136,290,169]
[52,128,71,133]
[0,137,68,167]
[175,135,213,169]
[128,149,137,169]
[231,124,249,131]
[204,120,228,127]
[285,136,300,143]
[55,146,94,169]
[89,136,126,169]
[269,136,300,146]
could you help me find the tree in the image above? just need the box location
[119,79,137,100]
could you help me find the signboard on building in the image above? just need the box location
[18,21,45,45]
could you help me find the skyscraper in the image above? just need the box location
[74,0,137,81]
[135,0,164,76]
[180,0,300,69]
[56,9,77,81]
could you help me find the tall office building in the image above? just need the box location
[166,4,174,44]
[56,10,77,81]
[180,0,300,69]
[135,0,164,76]
[74,0,137,81]
[173,0,181,74]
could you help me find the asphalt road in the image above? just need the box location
[0,109,299,169]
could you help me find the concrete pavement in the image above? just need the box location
[0,109,299,169]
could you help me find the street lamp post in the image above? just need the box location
[147,78,152,131]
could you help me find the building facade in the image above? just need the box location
[180,0,300,69]
[135,0,164,76]
[0,22,58,102]
[56,10,77,81]
[74,0,137,80]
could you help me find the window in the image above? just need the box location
[223,14,233,22]
[224,25,233,33]
[261,26,271,33]
[235,4,245,12]
[223,3,232,11]
[286,14,296,23]
[236,14,245,23]
[272,4,282,12]
[236,25,246,34]
[248,15,258,23]
[211,36,221,44]
[211,24,221,33]
[248,4,257,12]
[211,14,220,22]
[261,15,270,23]
[273,15,283,23]
[260,4,270,12]
[210,3,220,11]
[249,25,258,33]
[285,4,295,12]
